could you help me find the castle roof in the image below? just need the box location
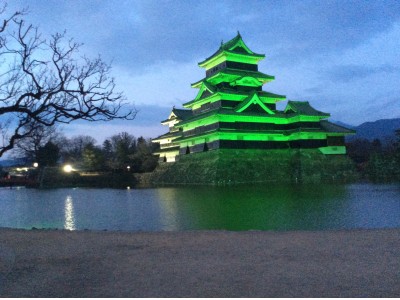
[183,89,285,107]
[175,107,330,127]
[171,108,192,120]
[173,125,354,143]
[284,101,330,117]
[160,108,192,124]
[152,130,182,142]
[198,33,265,67]
[320,120,355,134]
[191,68,274,88]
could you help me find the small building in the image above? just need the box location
[153,33,354,163]
[152,108,192,162]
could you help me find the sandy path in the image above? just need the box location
[0,228,399,297]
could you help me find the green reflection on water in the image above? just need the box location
[157,184,348,231]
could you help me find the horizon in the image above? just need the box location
[3,0,400,145]
[1,116,398,162]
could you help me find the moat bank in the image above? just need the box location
[26,168,138,189]
[3,149,372,188]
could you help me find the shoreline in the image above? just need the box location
[1,227,399,297]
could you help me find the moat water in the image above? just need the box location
[0,184,399,231]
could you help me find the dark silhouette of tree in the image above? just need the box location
[13,123,59,163]
[37,141,59,167]
[102,139,114,168]
[60,135,96,163]
[346,139,372,164]
[347,133,400,182]
[395,129,400,151]
[110,132,136,168]
[98,134,158,172]
[0,6,136,157]
[82,143,105,170]
[130,136,158,172]
[371,138,382,154]
[61,135,97,163]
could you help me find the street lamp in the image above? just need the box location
[63,164,73,173]
[127,166,131,172]
[33,162,39,168]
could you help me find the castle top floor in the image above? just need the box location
[198,32,266,78]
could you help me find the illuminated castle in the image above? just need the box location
[153,33,353,163]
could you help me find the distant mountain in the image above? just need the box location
[0,158,25,167]
[331,120,356,129]
[347,118,400,142]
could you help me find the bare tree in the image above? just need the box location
[13,122,60,162]
[0,5,136,157]
[62,135,97,163]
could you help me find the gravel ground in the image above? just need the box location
[0,228,399,297]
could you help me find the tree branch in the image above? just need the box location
[0,7,136,156]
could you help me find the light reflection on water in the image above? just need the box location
[64,196,75,230]
[0,184,399,231]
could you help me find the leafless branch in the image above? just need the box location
[0,7,136,157]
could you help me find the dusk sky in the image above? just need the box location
[6,0,400,143]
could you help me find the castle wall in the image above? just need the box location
[149,149,358,186]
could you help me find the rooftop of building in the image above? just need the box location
[173,123,354,143]
[198,32,265,66]
[320,120,356,134]
[191,68,275,88]
[175,104,331,127]
[160,108,193,124]
[285,101,330,117]
[172,108,192,120]
[152,130,182,142]
[183,88,286,107]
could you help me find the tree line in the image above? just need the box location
[346,130,400,182]
[12,125,159,173]
[6,126,400,180]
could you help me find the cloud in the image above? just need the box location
[123,104,172,127]
[60,120,166,144]
[325,64,400,83]
[111,60,203,107]
[89,103,170,126]
[10,0,400,71]
[57,103,175,143]
[3,0,400,132]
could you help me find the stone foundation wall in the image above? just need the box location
[148,149,358,186]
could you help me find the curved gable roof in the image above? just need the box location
[284,101,330,117]
[198,32,265,66]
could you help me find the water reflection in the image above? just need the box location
[64,195,75,230]
[156,184,350,231]
[0,184,398,231]
[156,188,182,231]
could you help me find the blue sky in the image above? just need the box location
[6,0,400,143]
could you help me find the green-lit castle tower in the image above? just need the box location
[152,33,355,184]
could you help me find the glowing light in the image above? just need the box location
[63,165,73,173]
[33,162,39,168]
